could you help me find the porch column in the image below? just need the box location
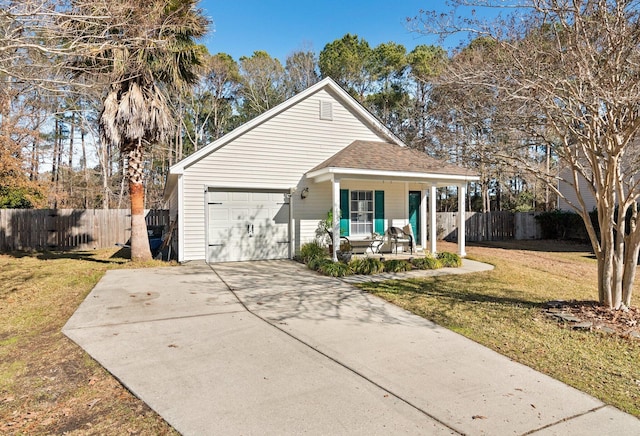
[458,183,467,257]
[429,183,437,254]
[331,176,341,262]
[420,188,427,249]
[288,188,295,259]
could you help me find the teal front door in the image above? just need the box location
[409,191,421,243]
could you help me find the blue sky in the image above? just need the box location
[198,1,465,62]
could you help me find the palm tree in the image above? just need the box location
[97,0,208,260]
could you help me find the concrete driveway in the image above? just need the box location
[63,260,640,435]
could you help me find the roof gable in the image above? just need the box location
[169,77,404,175]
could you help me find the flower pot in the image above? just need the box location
[337,250,352,263]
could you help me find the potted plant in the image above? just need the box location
[337,239,353,263]
[316,209,337,252]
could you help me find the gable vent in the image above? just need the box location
[319,100,333,121]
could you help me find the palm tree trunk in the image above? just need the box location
[128,142,152,261]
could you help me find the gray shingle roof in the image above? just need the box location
[308,141,476,177]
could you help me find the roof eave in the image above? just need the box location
[306,167,480,184]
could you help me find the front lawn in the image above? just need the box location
[2,241,639,431]
[0,250,178,435]
[358,240,640,417]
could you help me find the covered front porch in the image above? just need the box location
[304,141,479,262]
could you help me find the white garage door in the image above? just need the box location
[206,190,290,262]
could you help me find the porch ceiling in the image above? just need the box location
[306,140,479,184]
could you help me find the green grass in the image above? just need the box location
[0,249,178,435]
[358,241,640,417]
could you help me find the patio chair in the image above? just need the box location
[402,224,416,253]
[368,235,385,254]
[387,226,413,254]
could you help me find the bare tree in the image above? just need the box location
[238,51,287,121]
[0,3,102,209]
[428,39,550,213]
[181,52,240,155]
[285,49,319,95]
[0,79,49,208]
[420,0,640,309]
[405,44,448,148]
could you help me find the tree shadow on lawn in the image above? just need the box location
[362,275,544,311]
[5,249,128,264]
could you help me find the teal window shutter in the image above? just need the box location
[340,189,349,236]
[374,190,385,234]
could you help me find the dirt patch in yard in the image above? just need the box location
[2,328,168,435]
[546,300,640,338]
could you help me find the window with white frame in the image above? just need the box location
[350,190,373,235]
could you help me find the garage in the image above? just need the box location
[206,189,291,262]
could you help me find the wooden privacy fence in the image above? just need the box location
[0,209,541,252]
[0,209,170,252]
[437,211,541,242]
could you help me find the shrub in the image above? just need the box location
[535,210,588,240]
[319,261,352,277]
[308,256,332,272]
[383,259,412,273]
[411,255,442,270]
[437,252,462,268]
[0,185,46,208]
[350,257,385,275]
[300,241,328,263]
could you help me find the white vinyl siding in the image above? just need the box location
[558,168,597,212]
[179,88,388,261]
[293,178,333,248]
[166,183,179,223]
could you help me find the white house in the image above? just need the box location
[164,78,479,263]
[557,168,598,212]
